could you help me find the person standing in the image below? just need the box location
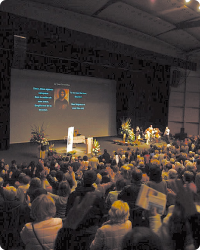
[164,127,170,144]
[136,126,140,139]
[145,130,151,145]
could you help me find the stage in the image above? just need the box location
[0,136,168,165]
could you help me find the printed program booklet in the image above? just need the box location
[136,184,167,215]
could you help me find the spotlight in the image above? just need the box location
[185,0,190,2]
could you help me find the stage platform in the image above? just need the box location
[0,136,168,165]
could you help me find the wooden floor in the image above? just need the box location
[0,136,167,165]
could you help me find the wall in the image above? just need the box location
[168,63,200,136]
[0,11,170,149]
[0,12,13,150]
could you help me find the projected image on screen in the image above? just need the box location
[10,69,116,143]
[54,89,69,110]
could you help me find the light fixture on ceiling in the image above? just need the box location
[14,35,26,39]
[185,0,200,12]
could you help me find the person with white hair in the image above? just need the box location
[90,200,132,250]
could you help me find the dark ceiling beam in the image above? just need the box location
[92,0,118,16]
[185,46,200,55]
[176,19,200,29]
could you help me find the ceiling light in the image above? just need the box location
[185,0,190,2]
[14,35,26,39]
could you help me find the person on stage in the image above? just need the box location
[140,127,144,139]
[149,125,153,133]
[164,126,170,144]
[145,130,151,145]
[136,126,140,139]
[148,125,154,141]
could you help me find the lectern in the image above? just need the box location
[86,137,93,154]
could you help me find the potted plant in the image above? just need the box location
[92,139,101,156]
[120,118,131,142]
[30,123,49,159]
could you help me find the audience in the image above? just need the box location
[17,175,31,203]
[106,179,126,209]
[146,159,168,196]
[1,136,200,250]
[122,227,163,250]
[118,169,143,226]
[90,200,132,250]
[48,181,71,219]
[65,170,106,248]
[26,177,42,203]
[20,194,63,249]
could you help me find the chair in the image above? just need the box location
[0,201,25,249]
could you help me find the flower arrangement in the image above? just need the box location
[120,118,135,142]
[67,150,77,156]
[120,118,131,136]
[93,139,100,155]
[127,129,135,142]
[30,123,49,147]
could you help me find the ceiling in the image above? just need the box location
[2,0,200,64]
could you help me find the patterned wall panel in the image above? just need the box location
[169,92,184,107]
[168,69,200,135]
[0,49,12,150]
[186,77,200,93]
[0,12,13,149]
[168,107,184,122]
[168,121,183,135]
[185,92,200,108]
[184,108,199,123]
[184,123,198,136]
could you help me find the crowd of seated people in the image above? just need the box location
[1,137,200,249]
